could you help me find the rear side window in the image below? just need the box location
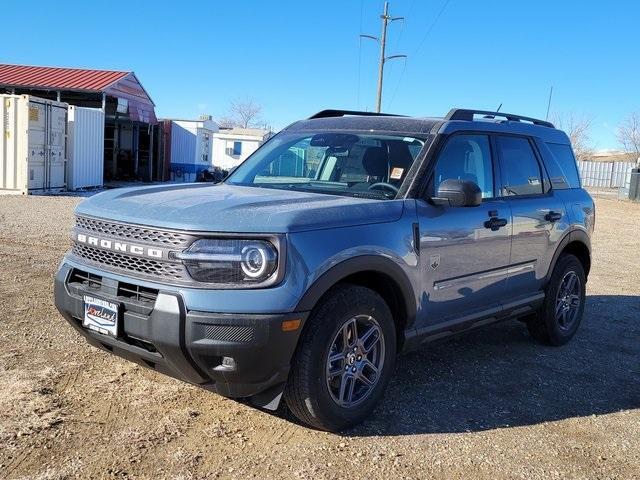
[545,143,581,189]
[497,136,544,196]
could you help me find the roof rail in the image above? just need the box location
[308,109,404,120]
[445,108,555,128]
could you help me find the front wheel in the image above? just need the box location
[527,253,586,346]
[284,284,396,431]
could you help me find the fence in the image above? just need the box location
[577,160,635,188]
[577,160,639,200]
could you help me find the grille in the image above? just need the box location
[72,243,185,280]
[196,324,255,343]
[118,281,159,304]
[68,269,103,289]
[75,216,192,248]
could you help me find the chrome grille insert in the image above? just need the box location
[75,216,191,248]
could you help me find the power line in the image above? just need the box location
[414,0,452,56]
[389,0,452,109]
[356,0,364,109]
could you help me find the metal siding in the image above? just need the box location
[67,106,104,190]
[577,160,634,188]
[170,121,197,165]
[0,95,27,193]
[0,64,128,92]
[0,94,68,194]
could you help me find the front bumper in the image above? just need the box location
[54,262,308,402]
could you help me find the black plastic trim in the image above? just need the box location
[295,255,417,328]
[544,229,591,282]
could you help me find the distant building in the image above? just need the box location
[212,128,271,170]
[0,63,161,187]
[159,116,219,182]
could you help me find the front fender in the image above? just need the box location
[294,254,418,327]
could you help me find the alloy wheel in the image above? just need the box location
[325,314,385,408]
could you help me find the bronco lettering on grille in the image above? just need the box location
[76,233,163,259]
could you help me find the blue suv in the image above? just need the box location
[54,108,594,431]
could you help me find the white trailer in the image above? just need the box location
[168,117,219,182]
[0,94,68,194]
[67,106,105,190]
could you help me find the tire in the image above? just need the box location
[284,284,396,431]
[527,253,586,346]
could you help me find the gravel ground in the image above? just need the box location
[0,194,638,479]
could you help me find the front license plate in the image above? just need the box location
[83,295,120,337]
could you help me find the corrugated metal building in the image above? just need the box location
[0,64,162,188]
[160,116,219,182]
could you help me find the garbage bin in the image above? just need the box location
[629,168,640,201]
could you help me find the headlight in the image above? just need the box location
[175,239,279,286]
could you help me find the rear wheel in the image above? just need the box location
[284,284,396,431]
[527,254,586,345]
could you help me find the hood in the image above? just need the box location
[75,183,404,233]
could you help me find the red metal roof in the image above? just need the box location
[0,64,130,92]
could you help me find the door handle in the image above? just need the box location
[484,216,508,231]
[545,211,562,222]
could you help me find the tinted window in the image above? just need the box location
[497,136,543,196]
[432,134,494,198]
[545,143,581,188]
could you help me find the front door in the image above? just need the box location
[416,133,511,331]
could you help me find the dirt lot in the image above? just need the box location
[0,195,638,479]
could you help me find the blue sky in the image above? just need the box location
[3,0,638,150]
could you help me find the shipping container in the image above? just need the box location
[67,106,105,190]
[0,94,68,194]
[165,118,218,182]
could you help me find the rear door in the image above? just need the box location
[495,135,568,300]
[416,133,512,330]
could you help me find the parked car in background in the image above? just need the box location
[54,108,594,431]
[196,166,228,183]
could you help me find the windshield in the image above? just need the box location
[226,131,426,199]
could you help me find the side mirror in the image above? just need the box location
[433,179,482,207]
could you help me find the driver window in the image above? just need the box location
[431,134,494,198]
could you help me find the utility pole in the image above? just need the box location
[361,2,406,112]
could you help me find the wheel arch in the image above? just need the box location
[546,229,591,283]
[295,255,417,350]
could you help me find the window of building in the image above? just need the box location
[233,141,242,156]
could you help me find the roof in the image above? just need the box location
[215,127,271,139]
[287,115,438,135]
[0,63,157,123]
[0,64,129,92]
[287,109,569,142]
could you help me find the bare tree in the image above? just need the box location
[552,112,593,160]
[617,112,640,161]
[217,97,264,129]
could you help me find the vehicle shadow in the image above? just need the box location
[343,294,640,436]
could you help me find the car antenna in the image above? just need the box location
[483,103,502,120]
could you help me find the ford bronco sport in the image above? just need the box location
[55,108,594,431]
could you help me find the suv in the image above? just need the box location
[54,108,594,431]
